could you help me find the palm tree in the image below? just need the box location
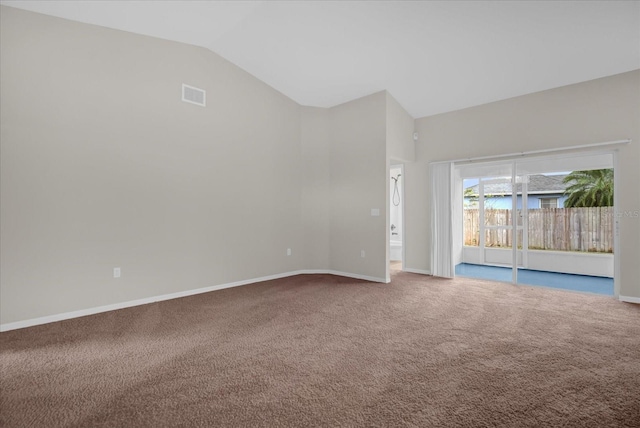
[563,169,613,207]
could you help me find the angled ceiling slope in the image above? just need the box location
[2,0,639,118]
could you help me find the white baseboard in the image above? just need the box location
[0,271,306,332]
[619,295,640,304]
[0,270,387,332]
[403,268,431,275]
[327,270,388,283]
[294,269,388,283]
[296,269,331,275]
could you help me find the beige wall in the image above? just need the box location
[3,6,637,326]
[386,92,416,164]
[385,92,416,278]
[0,7,305,324]
[301,107,331,270]
[329,92,388,281]
[407,70,640,298]
[0,7,401,326]
[302,92,411,281]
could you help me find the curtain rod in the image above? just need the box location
[428,139,631,165]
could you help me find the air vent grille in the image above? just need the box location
[182,84,206,107]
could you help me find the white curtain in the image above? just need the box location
[430,162,454,278]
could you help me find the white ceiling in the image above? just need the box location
[3,0,639,118]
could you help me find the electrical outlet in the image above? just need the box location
[113,267,121,278]
[361,250,365,258]
[287,248,292,256]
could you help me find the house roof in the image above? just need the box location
[465,174,569,196]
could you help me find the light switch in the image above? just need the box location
[371,208,380,216]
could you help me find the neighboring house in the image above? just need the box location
[464,174,569,209]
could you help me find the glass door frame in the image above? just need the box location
[475,160,520,283]
[460,150,619,294]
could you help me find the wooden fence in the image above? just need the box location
[463,207,614,253]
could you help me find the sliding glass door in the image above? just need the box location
[458,151,616,295]
[459,160,520,282]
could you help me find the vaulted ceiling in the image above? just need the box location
[3,1,639,118]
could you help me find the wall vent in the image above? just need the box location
[182,84,206,107]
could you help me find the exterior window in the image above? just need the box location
[539,197,558,209]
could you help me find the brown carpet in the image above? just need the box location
[1,272,639,427]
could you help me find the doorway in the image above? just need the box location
[390,164,404,273]
[455,151,616,296]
